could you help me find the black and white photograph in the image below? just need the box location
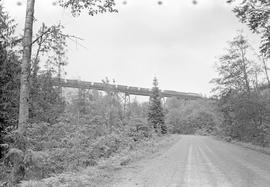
[1,0,270,186]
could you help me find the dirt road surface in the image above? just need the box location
[109,135,270,187]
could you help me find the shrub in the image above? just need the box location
[24,150,50,180]
[218,93,270,146]
[166,99,221,135]
[91,133,122,159]
[126,118,152,141]
[12,114,150,180]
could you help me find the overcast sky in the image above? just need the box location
[3,0,259,96]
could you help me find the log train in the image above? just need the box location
[53,78,202,99]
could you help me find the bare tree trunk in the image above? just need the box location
[240,49,251,95]
[18,0,35,130]
[243,65,251,95]
[32,24,45,85]
[57,60,62,97]
[254,71,259,94]
[262,57,270,88]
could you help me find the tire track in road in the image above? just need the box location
[202,142,244,186]
[197,145,231,187]
[182,144,213,187]
[112,137,189,187]
[205,139,270,186]
[108,135,270,187]
[182,145,202,186]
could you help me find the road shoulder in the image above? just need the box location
[101,134,181,187]
[214,136,270,155]
[20,134,180,187]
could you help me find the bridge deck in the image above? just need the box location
[54,79,202,99]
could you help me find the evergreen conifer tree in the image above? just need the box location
[0,6,21,159]
[147,77,167,134]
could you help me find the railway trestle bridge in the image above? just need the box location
[54,78,202,100]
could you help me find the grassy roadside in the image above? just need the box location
[20,134,180,187]
[214,136,270,155]
[232,141,270,155]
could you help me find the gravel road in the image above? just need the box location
[109,135,270,187]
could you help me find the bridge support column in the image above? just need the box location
[183,98,188,106]
[123,93,130,116]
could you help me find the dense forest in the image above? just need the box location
[0,0,270,186]
[166,0,270,146]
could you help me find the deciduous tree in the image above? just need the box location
[18,0,117,129]
[228,0,270,88]
[228,0,270,57]
[212,32,270,145]
[211,33,253,96]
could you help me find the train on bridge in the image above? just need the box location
[53,78,202,99]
